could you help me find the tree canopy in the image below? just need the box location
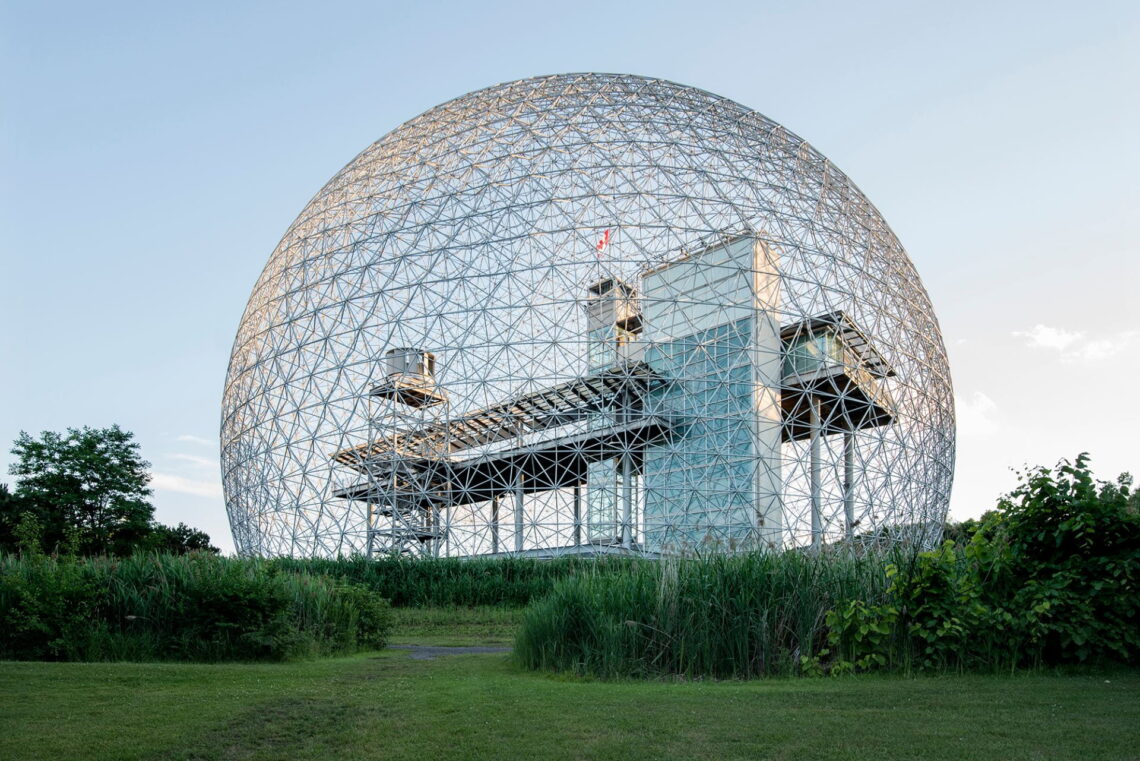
[3,426,217,555]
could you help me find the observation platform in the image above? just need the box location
[779,312,897,441]
[370,375,448,408]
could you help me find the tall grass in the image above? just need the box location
[272,555,643,607]
[514,551,891,679]
[0,553,391,662]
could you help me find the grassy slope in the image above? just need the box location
[2,610,1138,761]
[387,606,523,646]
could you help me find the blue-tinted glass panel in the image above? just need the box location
[643,316,757,552]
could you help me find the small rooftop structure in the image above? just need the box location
[585,277,642,333]
[370,347,447,408]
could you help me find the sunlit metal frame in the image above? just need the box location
[221,73,955,558]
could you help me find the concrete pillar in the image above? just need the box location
[366,503,375,560]
[432,506,441,558]
[751,238,784,549]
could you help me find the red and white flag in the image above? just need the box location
[595,229,612,254]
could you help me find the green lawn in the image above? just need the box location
[387,605,523,645]
[2,610,1138,761]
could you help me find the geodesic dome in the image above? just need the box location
[221,73,954,558]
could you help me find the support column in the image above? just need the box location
[390,470,399,555]
[844,431,855,542]
[366,503,375,559]
[514,474,525,553]
[490,496,500,555]
[432,506,441,558]
[810,396,822,549]
[573,485,582,548]
[442,503,450,558]
[621,453,633,550]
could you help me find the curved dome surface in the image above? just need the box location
[222,73,954,557]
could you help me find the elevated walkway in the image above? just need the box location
[332,360,672,508]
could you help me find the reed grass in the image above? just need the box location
[514,550,892,678]
[0,553,391,662]
[271,554,643,607]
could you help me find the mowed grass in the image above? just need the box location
[2,609,1138,761]
[387,605,523,646]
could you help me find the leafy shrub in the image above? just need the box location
[979,454,1139,664]
[0,553,102,660]
[0,553,390,662]
[823,599,897,672]
[829,454,1139,673]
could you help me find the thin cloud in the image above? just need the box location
[1013,324,1082,352]
[151,472,223,499]
[1013,324,1137,362]
[154,439,223,501]
[169,453,218,469]
[176,434,215,447]
[1073,331,1138,361]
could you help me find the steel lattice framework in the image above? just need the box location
[221,73,954,558]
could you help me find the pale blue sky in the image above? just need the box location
[2,0,1138,554]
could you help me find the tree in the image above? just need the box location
[144,522,219,554]
[941,510,1000,548]
[8,426,154,555]
[5,426,220,556]
[0,483,26,550]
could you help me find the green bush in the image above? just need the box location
[978,454,1139,664]
[0,553,390,662]
[829,454,1139,674]
[0,552,101,660]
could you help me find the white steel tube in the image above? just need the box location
[810,397,822,548]
[621,453,633,549]
[514,475,524,553]
[491,495,500,554]
[844,431,855,541]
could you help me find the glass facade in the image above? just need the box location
[783,329,845,377]
[585,457,620,543]
[642,317,759,552]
